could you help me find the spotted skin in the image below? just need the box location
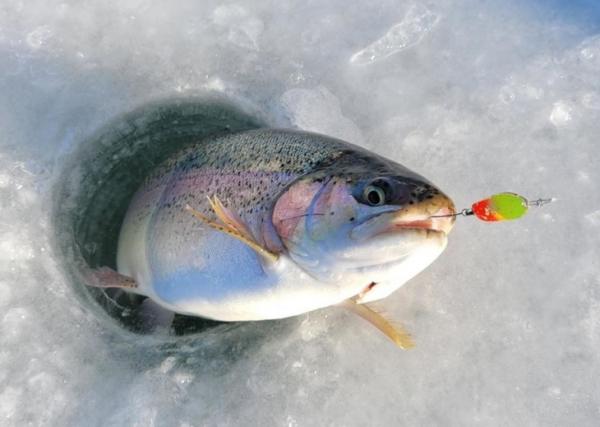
[115,128,451,321]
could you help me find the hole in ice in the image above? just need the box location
[52,95,267,335]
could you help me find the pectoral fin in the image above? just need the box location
[206,195,255,240]
[341,300,415,349]
[186,201,279,263]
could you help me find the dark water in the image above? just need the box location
[52,95,268,335]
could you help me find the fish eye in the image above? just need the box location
[363,184,386,206]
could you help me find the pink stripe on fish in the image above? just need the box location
[272,180,323,241]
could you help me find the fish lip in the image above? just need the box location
[388,214,453,234]
[351,207,455,241]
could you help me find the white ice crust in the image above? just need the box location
[1,0,600,425]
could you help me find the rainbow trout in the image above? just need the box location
[89,129,455,347]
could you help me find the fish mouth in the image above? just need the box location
[388,206,455,235]
[351,195,456,241]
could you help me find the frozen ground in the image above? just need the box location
[1,0,600,425]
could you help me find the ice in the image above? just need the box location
[585,210,600,226]
[582,92,600,110]
[549,101,573,127]
[350,4,440,65]
[579,35,600,67]
[280,87,364,143]
[212,5,264,50]
[25,26,53,50]
[1,0,600,426]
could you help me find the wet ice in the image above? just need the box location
[350,4,440,65]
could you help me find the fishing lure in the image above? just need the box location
[431,192,554,221]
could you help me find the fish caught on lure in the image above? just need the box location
[86,129,457,348]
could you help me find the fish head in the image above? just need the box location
[271,150,455,303]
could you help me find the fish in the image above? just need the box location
[87,129,455,347]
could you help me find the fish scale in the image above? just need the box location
[89,128,456,347]
[117,129,356,306]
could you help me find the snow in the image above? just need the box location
[1,0,600,426]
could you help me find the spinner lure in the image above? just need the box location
[432,192,555,222]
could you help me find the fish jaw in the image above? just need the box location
[350,229,448,303]
[347,194,455,303]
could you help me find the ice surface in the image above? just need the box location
[1,0,600,426]
[280,87,364,143]
[212,5,264,51]
[350,4,440,65]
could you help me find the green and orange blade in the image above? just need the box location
[431,192,554,222]
[471,192,529,222]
